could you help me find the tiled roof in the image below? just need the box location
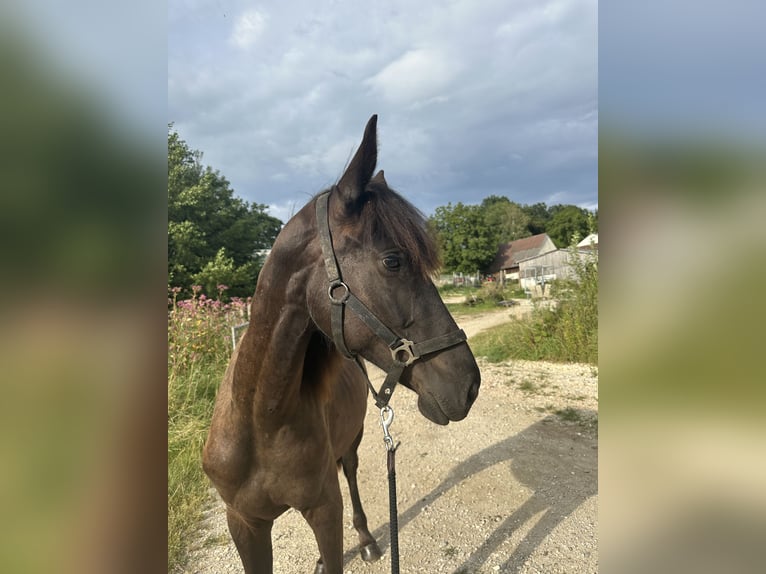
[488,233,552,273]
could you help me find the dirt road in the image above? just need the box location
[184,307,598,574]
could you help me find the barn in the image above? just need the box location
[518,247,597,297]
[487,233,556,284]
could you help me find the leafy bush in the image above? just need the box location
[191,248,261,304]
[471,250,597,364]
[474,282,508,302]
[548,249,598,362]
[436,282,462,294]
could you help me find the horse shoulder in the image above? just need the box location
[202,349,253,503]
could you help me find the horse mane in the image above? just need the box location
[301,330,341,403]
[329,182,441,279]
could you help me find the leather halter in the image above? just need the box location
[315,189,467,408]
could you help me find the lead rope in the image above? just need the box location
[380,406,400,574]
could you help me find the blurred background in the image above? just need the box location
[599,2,766,573]
[0,2,166,573]
[0,1,764,573]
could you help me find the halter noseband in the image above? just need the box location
[315,189,467,408]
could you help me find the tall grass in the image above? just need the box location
[168,286,248,571]
[471,250,598,364]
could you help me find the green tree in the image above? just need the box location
[522,202,551,235]
[429,202,497,274]
[481,195,531,244]
[168,127,282,296]
[546,205,591,247]
[192,247,262,297]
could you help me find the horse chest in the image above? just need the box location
[243,422,335,511]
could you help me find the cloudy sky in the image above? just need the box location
[169,0,597,222]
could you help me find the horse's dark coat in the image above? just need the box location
[203,116,480,574]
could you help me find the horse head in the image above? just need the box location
[307,115,481,424]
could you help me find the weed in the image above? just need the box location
[519,379,537,393]
[555,407,582,422]
[442,543,459,558]
[203,533,231,548]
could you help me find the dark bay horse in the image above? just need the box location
[203,115,481,574]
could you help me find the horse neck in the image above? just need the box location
[232,209,336,420]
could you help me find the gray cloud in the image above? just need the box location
[169,0,597,221]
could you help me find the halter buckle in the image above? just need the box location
[390,339,417,366]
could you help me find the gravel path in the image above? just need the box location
[183,307,598,574]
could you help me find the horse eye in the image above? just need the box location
[383,255,401,270]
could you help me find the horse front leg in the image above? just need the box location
[301,474,344,574]
[226,508,274,574]
[341,429,382,562]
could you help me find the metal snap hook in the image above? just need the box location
[380,406,396,451]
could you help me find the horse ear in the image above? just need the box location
[337,115,378,212]
[370,169,386,186]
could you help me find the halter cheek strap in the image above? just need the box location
[315,189,467,408]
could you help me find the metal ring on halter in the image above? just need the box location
[328,281,350,304]
[390,339,417,366]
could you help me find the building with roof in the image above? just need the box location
[518,248,596,297]
[487,233,556,284]
[577,233,598,252]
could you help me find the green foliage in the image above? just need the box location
[168,128,282,297]
[428,202,498,273]
[521,202,551,235]
[444,285,519,316]
[546,205,592,247]
[168,288,248,571]
[428,195,596,274]
[549,248,598,358]
[436,282,466,295]
[589,208,598,233]
[471,249,598,364]
[191,248,263,299]
[446,300,499,316]
[481,195,531,243]
[475,281,510,303]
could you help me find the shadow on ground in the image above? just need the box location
[342,414,597,572]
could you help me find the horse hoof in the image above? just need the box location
[313,561,325,574]
[360,542,382,562]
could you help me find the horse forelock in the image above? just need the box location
[348,183,441,279]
